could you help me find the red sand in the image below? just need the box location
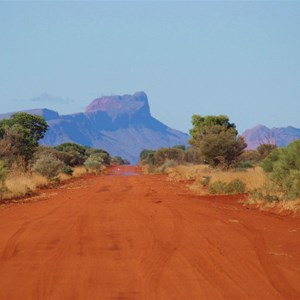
[0,166,299,299]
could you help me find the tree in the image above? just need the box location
[189,115,247,168]
[0,113,48,167]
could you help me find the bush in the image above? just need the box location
[155,148,184,165]
[111,156,130,165]
[0,160,7,185]
[32,154,64,180]
[84,154,103,174]
[139,149,157,165]
[226,179,246,194]
[184,147,202,164]
[61,165,73,176]
[235,161,254,169]
[209,181,227,194]
[209,179,246,194]
[158,160,178,173]
[85,148,111,165]
[199,176,211,187]
[0,160,8,199]
[261,139,300,200]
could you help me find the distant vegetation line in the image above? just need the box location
[139,114,300,210]
[0,112,128,201]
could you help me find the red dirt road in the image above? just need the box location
[0,166,300,300]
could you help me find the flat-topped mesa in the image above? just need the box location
[85,91,151,119]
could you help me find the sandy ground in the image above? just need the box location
[0,166,299,300]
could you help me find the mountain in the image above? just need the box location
[0,92,189,163]
[242,124,300,149]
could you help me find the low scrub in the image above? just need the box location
[167,164,267,192]
[260,139,300,200]
[32,154,64,181]
[1,173,48,201]
[209,179,246,194]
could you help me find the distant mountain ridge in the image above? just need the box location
[242,124,300,149]
[0,92,189,163]
[1,93,299,161]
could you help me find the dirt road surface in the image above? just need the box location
[0,166,300,300]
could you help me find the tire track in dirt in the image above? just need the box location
[140,184,184,300]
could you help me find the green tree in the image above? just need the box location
[0,113,48,167]
[189,115,247,168]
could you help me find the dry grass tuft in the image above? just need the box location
[72,166,88,177]
[242,197,300,214]
[3,173,48,199]
[166,164,267,193]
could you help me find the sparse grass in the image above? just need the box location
[3,173,49,200]
[72,166,88,177]
[166,164,267,192]
[166,164,299,213]
[243,197,300,214]
[0,165,97,203]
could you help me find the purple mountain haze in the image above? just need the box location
[0,92,189,163]
[1,92,299,161]
[242,124,300,149]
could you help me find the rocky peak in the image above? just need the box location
[85,91,150,119]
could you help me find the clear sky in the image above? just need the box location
[0,1,300,134]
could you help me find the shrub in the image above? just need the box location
[226,179,246,194]
[111,156,130,165]
[158,160,178,173]
[209,179,246,194]
[257,144,277,159]
[0,160,8,199]
[209,181,228,194]
[0,160,7,185]
[84,154,103,174]
[261,139,300,200]
[155,148,184,165]
[61,165,73,176]
[235,161,254,169]
[85,148,111,165]
[199,176,211,187]
[32,154,64,180]
[139,149,157,165]
[184,147,202,164]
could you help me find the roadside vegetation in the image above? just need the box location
[0,112,127,202]
[140,114,300,212]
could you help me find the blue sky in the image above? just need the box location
[0,1,300,134]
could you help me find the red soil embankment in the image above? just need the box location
[0,166,299,299]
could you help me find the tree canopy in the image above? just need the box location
[0,113,48,166]
[189,114,247,168]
